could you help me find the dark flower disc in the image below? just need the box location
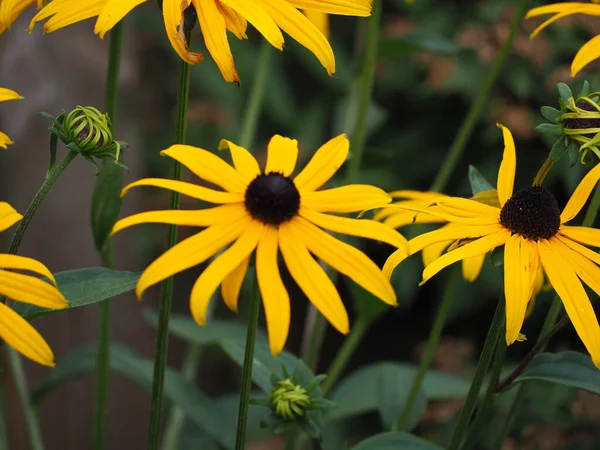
[564,101,600,136]
[245,173,300,226]
[499,186,560,240]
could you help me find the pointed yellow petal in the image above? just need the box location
[0,0,37,33]
[30,0,104,33]
[381,203,500,226]
[161,144,247,193]
[382,247,410,280]
[528,5,590,39]
[380,209,445,229]
[303,9,328,38]
[572,34,600,77]
[279,220,349,334]
[561,163,600,223]
[301,184,391,213]
[94,0,145,38]
[0,254,57,286]
[299,207,408,249]
[288,0,371,16]
[551,236,600,298]
[409,224,504,255]
[0,88,23,102]
[190,222,262,325]
[389,190,446,200]
[422,240,451,268]
[294,134,348,192]
[0,131,14,149]
[265,135,298,176]
[526,3,589,18]
[218,139,261,185]
[193,0,239,82]
[163,0,204,65]
[217,2,248,40]
[136,218,250,299]
[220,0,284,49]
[557,233,600,265]
[436,197,500,219]
[462,254,485,283]
[0,302,55,366]
[496,124,517,207]
[538,238,600,368]
[221,256,250,312]
[293,217,396,305]
[121,178,244,203]
[422,230,510,284]
[257,226,290,355]
[0,201,22,232]
[559,226,600,248]
[0,270,67,309]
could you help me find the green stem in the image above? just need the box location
[345,0,381,184]
[321,318,369,396]
[147,31,192,450]
[398,269,459,431]
[235,281,261,450]
[447,295,505,450]
[429,0,529,193]
[301,310,326,372]
[93,21,123,450]
[7,347,45,450]
[238,41,272,149]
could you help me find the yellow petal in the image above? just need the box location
[190,221,263,325]
[0,302,55,367]
[559,226,600,248]
[111,204,247,235]
[572,34,600,77]
[0,88,23,102]
[561,163,600,223]
[161,144,247,193]
[217,2,248,40]
[0,131,14,149]
[299,207,408,249]
[301,184,391,213]
[0,269,67,309]
[436,197,500,219]
[526,3,589,18]
[421,230,510,285]
[422,240,451,268]
[538,238,600,368]
[381,203,500,226]
[389,190,446,200]
[257,226,290,354]
[0,201,22,232]
[94,0,145,38]
[382,247,410,280]
[380,209,445,229]
[220,0,284,49]
[265,135,298,176]
[303,9,328,38]
[471,189,501,208]
[0,0,37,33]
[279,220,349,334]
[557,233,600,265]
[409,224,505,255]
[193,0,239,82]
[288,0,371,16]
[121,178,244,203]
[253,0,335,74]
[294,134,348,192]
[221,256,250,312]
[551,236,600,298]
[162,0,204,65]
[136,218,250,299]
[528,5,590,39]
[293,216,397,305]
[496,124,517,207]
[504,235,538,345]
[29,0,104,34]
[0,254,57,286]
[218,139,261,185]
[462,253,485,283]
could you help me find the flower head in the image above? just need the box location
[0,202,67,366]
[384,124,600,367]
[0,87,23,149]
[29,0,371,82]
[112,134,407,354]
[0,0,44,34]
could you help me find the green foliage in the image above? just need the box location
[350,431,444,450]
[90,163,123,252]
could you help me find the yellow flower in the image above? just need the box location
[526,2,600,76]
[0,88,23,149]
[0,0,44,34]
[112,134,407,354]
[384,124,600,367]
[29,0,371,83]
[0,202,67,366]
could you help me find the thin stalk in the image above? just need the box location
[93,21,123,450]
[301,311,326,372]
[429,0,529,193]
[447,295,505,450]
[146,31,192,450]
[238,41,273,149]
[532,158,554,187]
[7,347,44,450]
[235,281,261,450]
[0,374,9,450]
[397,269,458,431]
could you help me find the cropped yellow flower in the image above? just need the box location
[112,134,407,354]
[0,0,44,34]
[0,202,67,366]
[29,0,370,83]
[0,88,23,149]
[526,2,600,76]
[384,124,600,367]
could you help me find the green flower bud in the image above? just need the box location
[63,106,120,161]
[270,379,311,422]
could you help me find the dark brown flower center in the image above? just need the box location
[499,186,560,240]
[244,173,300,226]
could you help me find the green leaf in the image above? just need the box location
[91,162,123,252]
[379,33,463,57]
[510,351,600,395]
[548,137,569,162]
[557,82,573,104]
[13,268,140,321]
[535,123,563,136]
[540,106,562,123]
[350,432,444,450]
[580,80,591,98]
[33,345,236,449]
[468,165,495,196]
[567,139,580,167]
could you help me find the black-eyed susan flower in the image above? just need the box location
[0,87,23,149]
[526,2,600,77]
[0,202,67,366]
[112,134,407,354]
[28,0,371,83]
[383,124,600,367]
[0,0,43,34]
